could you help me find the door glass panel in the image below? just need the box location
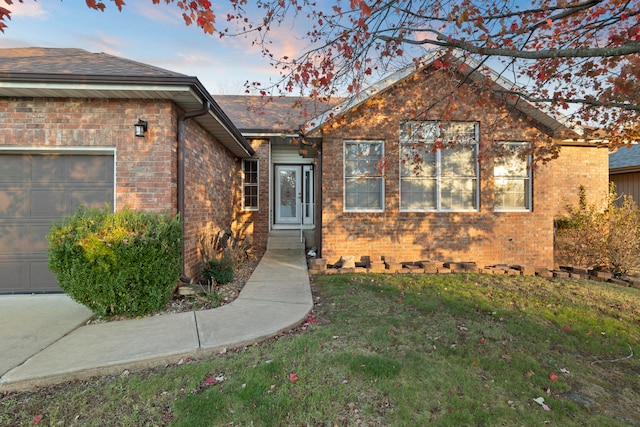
[278,169,298,220]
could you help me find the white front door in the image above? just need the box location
[275,165,301,224]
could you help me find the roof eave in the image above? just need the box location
[0,73,254,158]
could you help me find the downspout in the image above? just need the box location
[177,101,211,283]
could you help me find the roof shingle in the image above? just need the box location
[0,47,187,78]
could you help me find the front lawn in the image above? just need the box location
[2,273,639,426]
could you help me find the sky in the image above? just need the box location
[0,1,302,95]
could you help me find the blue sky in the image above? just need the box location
[0,1,302,94]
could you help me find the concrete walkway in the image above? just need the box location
[0,247,312,392]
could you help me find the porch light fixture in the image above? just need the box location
[134,119,148,137]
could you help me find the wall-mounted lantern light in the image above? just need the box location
[134,119,148,137]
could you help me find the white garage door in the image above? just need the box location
[0,153,114,293]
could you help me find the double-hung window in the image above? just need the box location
[242,159,259,210]
[344,140,384,211]
[494,142,531,211]
[400,121,479,211]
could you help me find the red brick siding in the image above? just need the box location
[233,138,270,254]
[182,117,242,278]
[319,71,609,268]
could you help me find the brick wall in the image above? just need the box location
[182,115,243,278]
[233,138,270,254]
[318,71,609,268]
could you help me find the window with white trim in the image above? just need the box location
[494,142,531,211]
[400,121,479,211]
[242,159,258,210]
[344,141,384,211]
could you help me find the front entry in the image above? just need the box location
[274,165,313,225]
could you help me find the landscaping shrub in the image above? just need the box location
[198,228,251,285]
[202,256,234,285]
[47,206,181,318]
[556,184,640,276]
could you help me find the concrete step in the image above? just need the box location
[267,231,305,250]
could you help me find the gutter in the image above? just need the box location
[177,101,211,283]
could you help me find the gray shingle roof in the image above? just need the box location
[214,95,342,133]
[0,47,187,78]
[610,144,640,170]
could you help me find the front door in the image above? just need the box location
[275,165,301,224]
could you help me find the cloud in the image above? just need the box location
[128,2,187,27]
[5,1,48,19]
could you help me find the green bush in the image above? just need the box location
[47,206,181,318]
[202,256,234,285]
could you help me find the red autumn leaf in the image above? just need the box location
[359,1,372,17]
[549,372,559,381]
[32,414,43,425]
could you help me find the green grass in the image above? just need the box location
[2,273,639,426]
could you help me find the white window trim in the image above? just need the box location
[399,122,480,213]
[242,159,259,211]
[343,140,385,212]
[494,141,532,212]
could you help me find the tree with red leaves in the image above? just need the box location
[2,0,638,148]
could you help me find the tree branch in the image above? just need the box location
[378,31,640,59]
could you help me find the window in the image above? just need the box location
[494,142,531,211]
[344,141,384,211]
[242,159,258,210]
[400,121,479,211]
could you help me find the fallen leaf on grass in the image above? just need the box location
[289,373,298,382]
[205,375,225,385]
[32,414,43,425]
[533,397,551,411]
[549,372,559,381]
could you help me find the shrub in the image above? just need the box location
[556,184,640,276]
[202,257,234,285]
[198,228,252,285]
[47,206,181,318]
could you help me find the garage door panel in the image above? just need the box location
[30,261,58,291]
[0,188,27,218]
[68,157,114,181]
[31,156,67,183]
[31,189,66,217]
[0,261,25,292]
[26,223,52,254]
[0,221,26,254]
[69,189,113,212]
[0,155,27,181]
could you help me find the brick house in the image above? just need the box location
[0,47,609,293]
[0,48,253,293]
[218,53,609,269]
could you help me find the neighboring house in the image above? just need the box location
[0,48,253,293]
[609,144,640,205]
[218,52,609,269]
[0,47,609,294]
